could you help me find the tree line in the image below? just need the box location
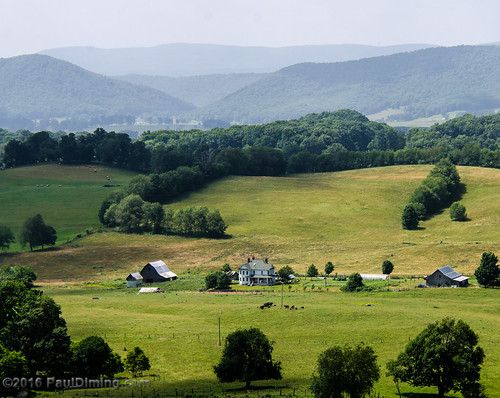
[99,192,227,239]
[3,110,499,174]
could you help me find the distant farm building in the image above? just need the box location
[426,266,469,287]
[140,261,177,283]
[138,287,163,293]
[360,274,389,281]
[226,271,239,281]
[126,272,143,288]
[239,257,276,286]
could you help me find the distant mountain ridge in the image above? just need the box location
[0,54,195,130]
[39,43,436,77]
[187,45,500,124]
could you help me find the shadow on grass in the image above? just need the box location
[402,394,442,398]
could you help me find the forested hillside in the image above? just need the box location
[189,45,500,124]
[0,55,195,131]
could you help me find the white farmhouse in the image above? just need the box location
[239,257,277,286]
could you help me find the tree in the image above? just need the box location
[474,252,499,287]
[401,204,419,230]
[0,265,37,288]
[310,343,380,398]
[449,201,467,221]
[0,226,15,251]
[382,260,394,275]
[124,346,151,377]
[324,261,334,277]
[307,264,319,277]
[113,194,146,233]
[341,273,365,292]
[0,343,29,397]
[18,214,57,251]
[278,265,295,283]
[205,270,231,290]
[386,318,485,398]
[214,327,282,388]
[221,263,232,273]
[73,336,123,379]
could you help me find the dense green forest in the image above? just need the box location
[2,110,499,176]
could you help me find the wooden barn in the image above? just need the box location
[426,266,469,287]
[126,272,143,288]
[140,260,177,283]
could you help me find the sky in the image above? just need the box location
[1,0,500,58]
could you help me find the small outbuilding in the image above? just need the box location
[140,260,177,283]
[360,274,389,281]
[126,272,143,288]
[138,287,163,293]
[425,266,469,287]
[226,271,239,281]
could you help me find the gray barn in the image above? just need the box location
[426,266,469,287]
[126,272,143,288]
[140,260,177,283]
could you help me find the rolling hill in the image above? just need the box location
[39,43,435,77]
[0,54,195,130]
[1,165,498,282]
[188,45,500,124]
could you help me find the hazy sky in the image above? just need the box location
[1,0,500,58]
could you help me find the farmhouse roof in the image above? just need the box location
[240,259,274,271]
[147,260,177,279]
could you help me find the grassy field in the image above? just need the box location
[2,163,499,396]
[1,165,499,281]
[41,282,500,397]
[0,164,138,251]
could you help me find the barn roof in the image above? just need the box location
[147,260,177,279]
[439,266,464,280]
[361,274,389,281]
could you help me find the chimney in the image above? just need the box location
[247,257,250,263]
[265,258,268,263]
[252,256,255,260]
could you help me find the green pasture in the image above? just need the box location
[42,283,500,397]
[1,165,499,281]
[0,164,137,251]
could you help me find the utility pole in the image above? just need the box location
[218,313,221,346]
[281,282,284,309]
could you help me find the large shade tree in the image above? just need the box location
[386,317,485,398]
[310,343,380,398]
[18,214,57,251]
[474,251,499,287]
[214,328,282,388]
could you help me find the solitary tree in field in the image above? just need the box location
[474,252,499,287]
[18,214,56,251]
[402,204,419,230]
[278,265,295,283]
[214,328,282,388]
[382,260,394,275]
[124,346,150,377]
[387,318,485,398]
[449,201,467,221]
[0,226,15,251]
[310,343,380,398]
[341,272,365,292]
[324,261,334,277]
[307,264,319,278]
